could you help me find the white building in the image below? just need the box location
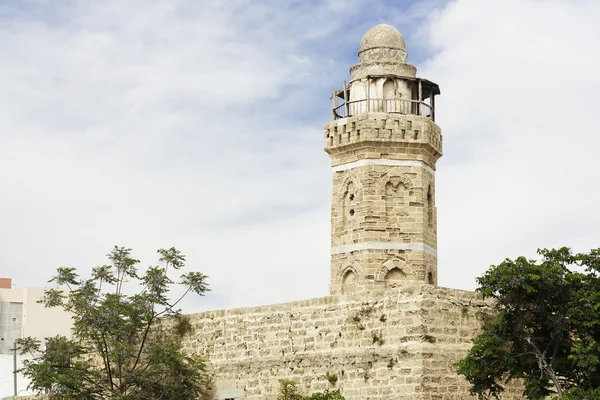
[0,278,72,397]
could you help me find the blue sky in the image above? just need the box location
[1,0,599,312]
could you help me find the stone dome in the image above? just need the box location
[359,24,407,53]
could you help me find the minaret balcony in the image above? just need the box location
[331,76,440,121]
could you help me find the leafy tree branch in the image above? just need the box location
[457,247,600,399]
[17,246,211,400]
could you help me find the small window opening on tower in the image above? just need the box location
[427,185,433,227]
[349,194,355,201]
[349,209,355,216]
[428,272,435,285]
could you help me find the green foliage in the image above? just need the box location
[457,247,600,399]
[351,314,366,331]
[557,388,600,399]
[325,371,338,385]
[357,304,374,317]
[351,304,375,330]
[17,246,211,400]
[371,331,385,346]
[18,335,100,397]
[302,389,345,400]
[278,380,345,400]
[461,305,469,318]
[278,379,302,400]
[174,315,194,338]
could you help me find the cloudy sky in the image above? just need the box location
[1,0,599,313]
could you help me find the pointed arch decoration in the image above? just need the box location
[337,265,359,295]
[339,172,363,233]
[339,172,364,203]
[426,268,436,285]
[377,169,414,195]
[375,257,415,286]
[378,169,414,224]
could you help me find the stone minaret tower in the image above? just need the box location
[324,24,442,295]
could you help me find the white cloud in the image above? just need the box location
[0,0,346,310]
[1,0,598,312]
[420,0,600,289]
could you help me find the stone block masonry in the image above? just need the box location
[162,285,524,399]
[324,114,442,168]
[324,24,444,295]
[325,113,442,294]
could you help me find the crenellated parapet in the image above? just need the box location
[324,113,442,168]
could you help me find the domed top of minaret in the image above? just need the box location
[350,23,415,80]
[359,24,407,53]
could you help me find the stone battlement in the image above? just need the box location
[324,114,442,169]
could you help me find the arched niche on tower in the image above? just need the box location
[339,174,363,234]
[376,257,414,287]
[427,270,436,285]
[424,260,437,285]
[338,266,359,295]
[378,170,413,223]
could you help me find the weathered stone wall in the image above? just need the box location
[168,285,524,400]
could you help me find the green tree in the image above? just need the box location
[17,246,210,400]
[277,380,345,400]
[457,247,600,399]
[558,387,600,400]
[278,379,303,400]
[302,389,345,400]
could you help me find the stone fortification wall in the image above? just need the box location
[167,285,524,400]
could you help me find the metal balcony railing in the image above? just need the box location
[331,76,440,122]
[333,98,432,119]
